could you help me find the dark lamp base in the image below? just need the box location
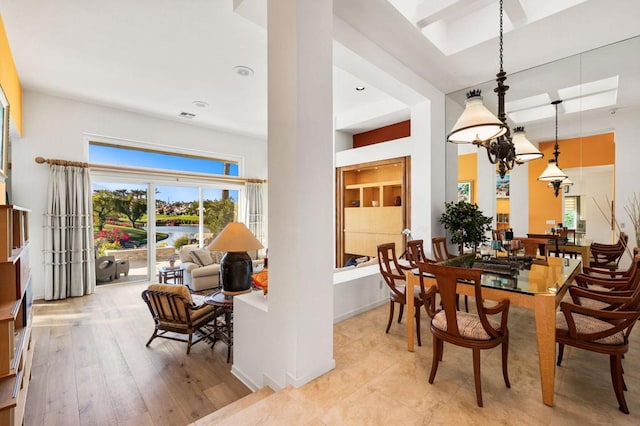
[220,251,254,295]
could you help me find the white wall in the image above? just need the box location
[12,90,267,300]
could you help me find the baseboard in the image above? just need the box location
[231,364,262,392]
[286,358,336,388]
[333,298,387,324]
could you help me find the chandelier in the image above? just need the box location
[447,0,543,178]
[537,100,572,197]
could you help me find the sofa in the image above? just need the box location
[178,245,266,292]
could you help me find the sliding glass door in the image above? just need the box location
[92,181,150,283]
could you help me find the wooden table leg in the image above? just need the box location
[534,293,557,406]
[406,271,415,352]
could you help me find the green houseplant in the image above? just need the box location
[440,200,494,254]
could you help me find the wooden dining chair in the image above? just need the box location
[575,255,640,292]
[590,232,629,272]
[556,284,640,414]
[406,239,436,268]
[420,262,511,407]
[377,243,435,346]
[431,237,457,261]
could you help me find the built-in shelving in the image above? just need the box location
[336,158,409,266]
[0,205,33,425]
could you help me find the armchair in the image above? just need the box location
[141,284,219,354]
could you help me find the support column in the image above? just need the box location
[263,0,334,388]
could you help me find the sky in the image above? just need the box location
[90,144,239,202]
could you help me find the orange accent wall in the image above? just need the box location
[0,16,22,136]
[458,153,477,205]
[352,120,410,148]
[528,133,614,233]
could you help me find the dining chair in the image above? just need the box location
[377,243,435,346]
[575,255,640,292]
[431,237,469,312]
[406,239,436,267]
[420,262,511,407]
[556,285,640,414]
[431,237,457,261]
[590,232,629,273]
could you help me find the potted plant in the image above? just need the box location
[440,200,494,255]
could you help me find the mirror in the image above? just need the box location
[446,35,640,243]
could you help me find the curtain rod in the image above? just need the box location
[34,156,266,184]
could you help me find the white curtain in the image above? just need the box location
[245,182,265,247]
[43,164,96,300]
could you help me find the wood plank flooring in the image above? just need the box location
[25,281,250,426]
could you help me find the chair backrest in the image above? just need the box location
[432,237,456,262]
[406,239,435,267]
[591,232,628,267]
[377,243,411,299]
[419,262,504,339]
[142,284,194,324]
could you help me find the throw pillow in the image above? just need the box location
[209,250,224,264]
[190,249,214,266]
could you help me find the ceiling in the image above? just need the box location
[1,0,639,140]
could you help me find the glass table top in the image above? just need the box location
[415,256,582,296]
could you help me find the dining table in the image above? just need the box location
[526,233,592,267]
[405,256,582,407]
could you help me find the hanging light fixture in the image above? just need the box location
[447,0,543,178]
[538,100,571,197]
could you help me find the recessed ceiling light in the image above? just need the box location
[192,100,209,108]
[234,66,254,77]
[355,86,365,91]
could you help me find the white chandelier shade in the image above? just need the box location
[447,92,508,144]
[512,127,543,162]
[538,159,568,182]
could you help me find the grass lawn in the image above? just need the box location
[95,224,168,245]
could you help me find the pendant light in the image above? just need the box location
[447,0,543,178]
[537,100,570,197]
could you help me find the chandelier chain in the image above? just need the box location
[499,0,504,72]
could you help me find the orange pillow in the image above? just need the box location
[252,269,269,294]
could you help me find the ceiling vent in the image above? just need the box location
[179,112,196,119]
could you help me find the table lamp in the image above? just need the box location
[208,222,264,295]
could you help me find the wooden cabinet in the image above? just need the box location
[336,158,409,266]
[0,206,33,426]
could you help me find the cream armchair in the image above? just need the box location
[179,245,221,292]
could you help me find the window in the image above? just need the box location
[564,196,580,229]
[89,142,239,176]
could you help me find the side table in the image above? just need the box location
[158,266,184,284]
[204,291,234,363]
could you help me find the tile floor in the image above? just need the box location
[202,302,640,425]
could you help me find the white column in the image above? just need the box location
[234,0,335,390]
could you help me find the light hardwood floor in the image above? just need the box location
[26,280,640,425]
[25,280,250,425]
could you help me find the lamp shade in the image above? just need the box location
[563,177,574,186]
[537,160,568,182]
[448,90,508,144]
[208,222,263,252]
[512,127,543,162]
